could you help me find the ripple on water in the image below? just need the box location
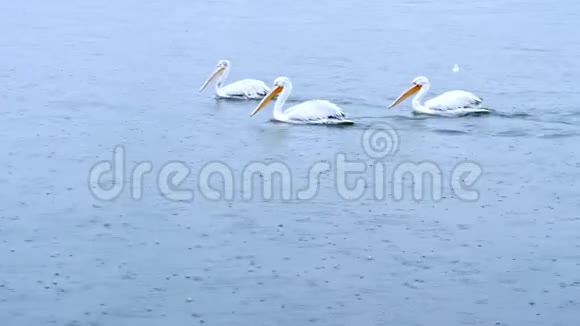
[492,130,531,137]
[432,129,470,135]
[538,132,580,139]
[493,111,532,119]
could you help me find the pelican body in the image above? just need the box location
[199,60,270,100]
[388,76,490,117]
[250,77,353,125]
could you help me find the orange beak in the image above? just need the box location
[199,66,225,92]
[388,84,422,109]
[250,85,283,117]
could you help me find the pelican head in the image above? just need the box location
[199,59,230,92]
[250,77,290,117]
[388,76,430,109]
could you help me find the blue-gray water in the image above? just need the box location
[1,0,580,325]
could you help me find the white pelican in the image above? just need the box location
[250,77,354,125]
[199,60,270,99]
[388,76,490,116]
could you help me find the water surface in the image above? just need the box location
[1,0,580,325]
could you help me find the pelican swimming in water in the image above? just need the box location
[388,76,490,116]
[199,60,270,99]
[250,77,353,125]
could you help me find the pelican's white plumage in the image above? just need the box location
[388,76,490,117]
[199,60,270,100]
[250,77,353,125]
